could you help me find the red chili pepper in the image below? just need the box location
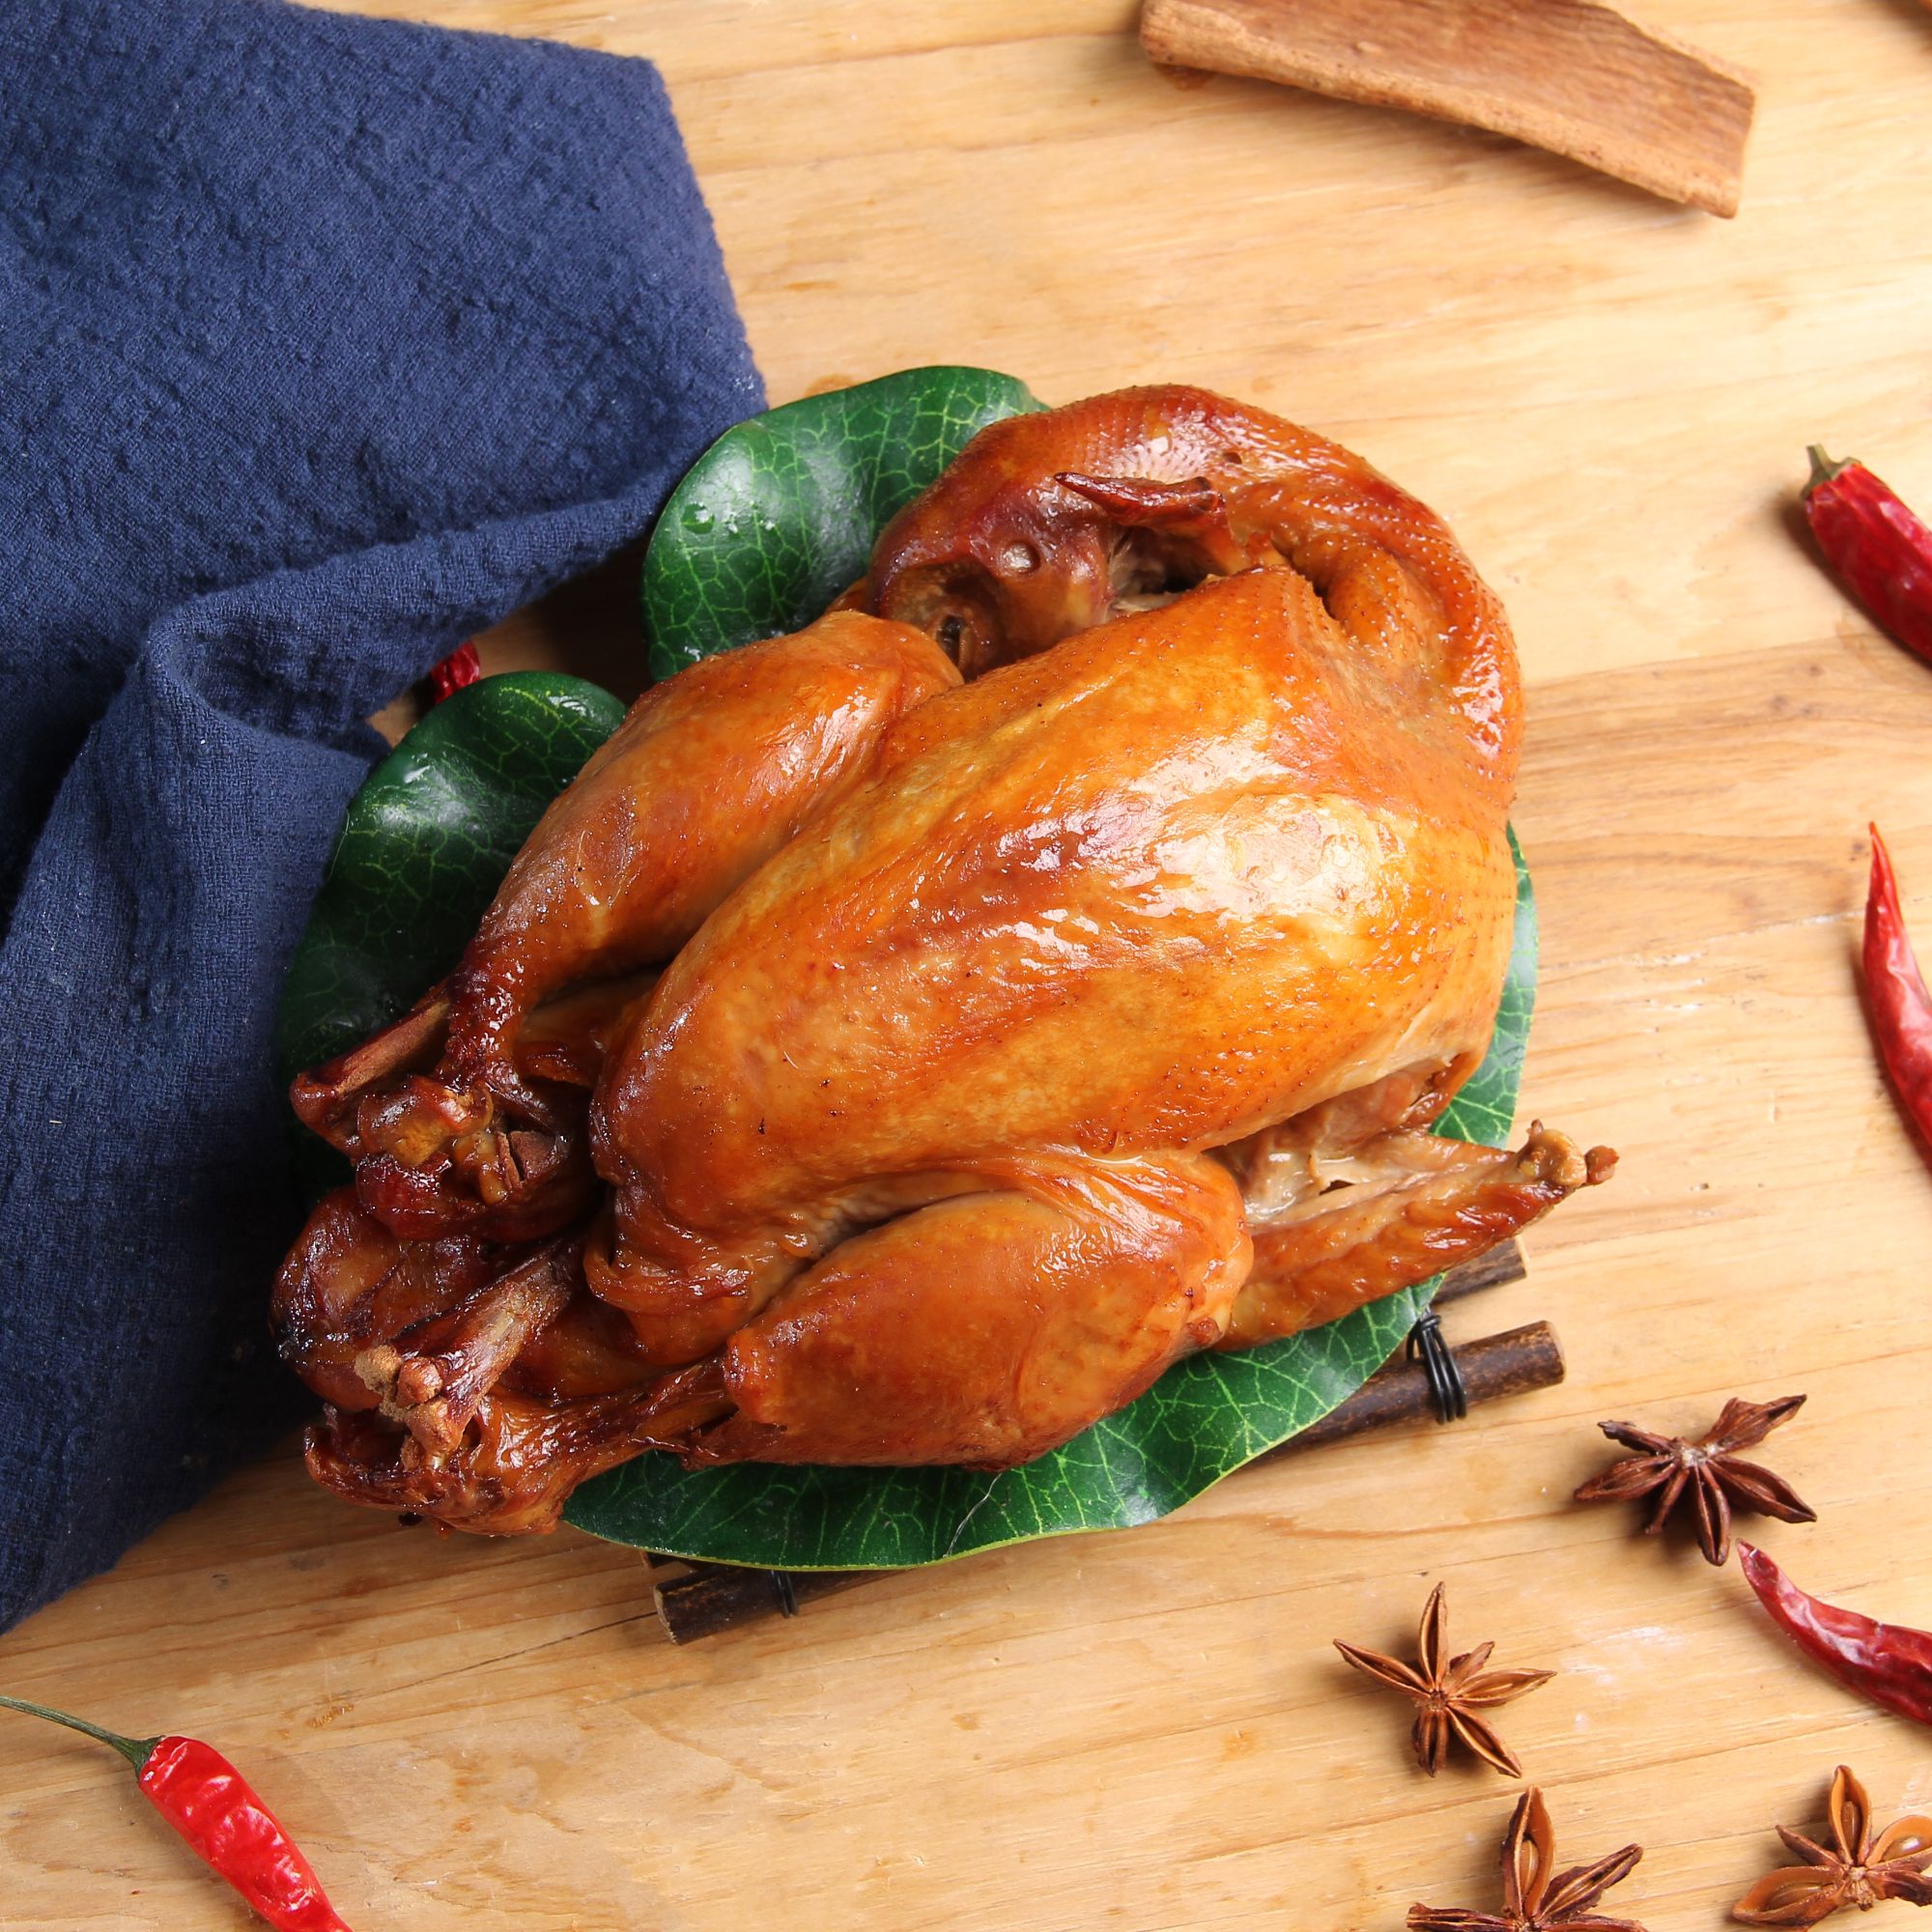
[1740,1545,1932,1729]
[428,639,483,702]
[1803,447,1932,664]
[1863,824,1932,1151]
[0,1693,355,1929]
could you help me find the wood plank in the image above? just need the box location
[8,4,1932,1928]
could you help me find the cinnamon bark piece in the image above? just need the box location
[1139,0,1754,216]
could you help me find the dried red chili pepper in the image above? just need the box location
[1803,448,1932,664]
[428,639,483,702]
[0,1693,355,1929]
[1862,825,1932,1151]
[1739,1546,1932,1730]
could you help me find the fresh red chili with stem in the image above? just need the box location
[0,1693,355,1930]
[1862,824,1932,1151]
[1740,1545,1932,1729]
[1804,447,1932,664]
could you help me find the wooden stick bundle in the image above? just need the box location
[650,1240,1560,1644]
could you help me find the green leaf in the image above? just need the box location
[639,365,1043,680]
[563,834,1534,1568]
[280,377,1540,1573]
[1434,826,1536,1151]
[274,673,626,1205]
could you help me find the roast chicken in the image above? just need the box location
[275,385,1613,1535]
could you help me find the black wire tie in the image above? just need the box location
[1406,1309,1468,1423]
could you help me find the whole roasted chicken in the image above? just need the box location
[275,385,1612,1534]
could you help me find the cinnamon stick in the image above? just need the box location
[650,1251,1549,1646]
[651,1565,875,1642]
[1272,1317,1560,1452]
[1431,1233,1522,1304]
[1139,0,1755,216]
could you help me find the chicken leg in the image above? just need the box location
[293,612,959,1241]
[681,1152,1252,1468]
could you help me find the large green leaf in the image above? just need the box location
[279,373,1539,1572]
[639,365,1043,681]
[1433,826,1535,1150]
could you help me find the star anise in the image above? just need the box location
[1735,1766,1932,1925]
[1410,1786,1648,1932]
[1335,1581,1554,1777]
[1573,1393,1816,1566]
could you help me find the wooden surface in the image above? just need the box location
[6,3,1932,1927]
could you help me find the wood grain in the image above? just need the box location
[7,3,1932,1929]
[1140,0,1755,215]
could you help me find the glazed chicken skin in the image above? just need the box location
[289,615,957,1245]
[278,384,1613,1533]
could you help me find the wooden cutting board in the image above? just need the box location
[7,4,1932,1927]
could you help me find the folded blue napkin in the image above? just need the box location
[0,0,762,1630]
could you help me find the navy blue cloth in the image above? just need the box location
[0,0,763,1629]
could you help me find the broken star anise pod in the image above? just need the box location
[1410,1785,1648,1932]
[1735,1766,1932,1925]
[1574,1393,1817,1566]
[1335,1581,1555,1778]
